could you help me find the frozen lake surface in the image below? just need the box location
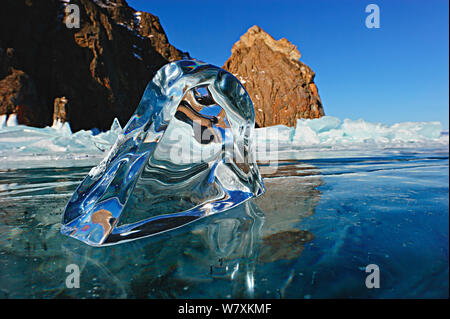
[0,147,447,298]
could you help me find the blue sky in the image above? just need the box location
[128,0,449,128]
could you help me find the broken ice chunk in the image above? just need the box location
[61,60,265,246]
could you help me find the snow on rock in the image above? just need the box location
[134,11,142,25]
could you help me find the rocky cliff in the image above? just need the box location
[0,0,187,131]
[1,4,324,131]
[223,25,324,127]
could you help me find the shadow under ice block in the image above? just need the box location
[61,60,265,246]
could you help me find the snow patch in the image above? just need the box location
[93,0,118,8]
[134,11,142,25]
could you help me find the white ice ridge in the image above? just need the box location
[0,116,447,169]
[0,114,18,128]
[256,116,448,149]
[0,118,123,168]
[0,115,6,128]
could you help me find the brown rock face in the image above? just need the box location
[223,25,324,127]
[0,0,187,131]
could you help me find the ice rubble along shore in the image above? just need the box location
[255,116,447,147]
[0,118,123,168]
[0,116,448,169]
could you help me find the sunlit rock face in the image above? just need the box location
[223,25,324,128]
[61,60,265,246]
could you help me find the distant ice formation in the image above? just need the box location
[292,116,444,145]
[255,116,447,148]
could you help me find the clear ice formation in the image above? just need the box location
[61,60,265,246]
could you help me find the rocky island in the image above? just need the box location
[223,25,324,128]
[0,0,323,131]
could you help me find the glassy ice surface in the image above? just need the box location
[60,61,264,246]
[0,146,448,298]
